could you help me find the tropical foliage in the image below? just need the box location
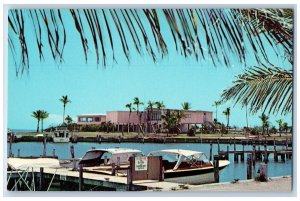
[40,110,49,132]
[9,8,293,126]
[181,102,191,110]
[222,107,231,134]
[31,110,43,132]
[59,95,71,123]
[221,66,292,115]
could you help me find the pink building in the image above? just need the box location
[77,114,106,126]
[77,109,213,133]
[105,109,213,133]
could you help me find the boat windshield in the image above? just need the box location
[150,151,211,170]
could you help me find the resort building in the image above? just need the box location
[77,114,106,126]
[77,109,213,133]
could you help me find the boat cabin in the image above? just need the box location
[53,127,69,138]
[79,148,143,167]
[148,149,212,170]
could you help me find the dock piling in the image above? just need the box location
[52,149,56,157]
[234,140,237,162]
[241,145,245,162]
[274,145,278,162]
[70,145,76,170]
[226,145,229,160]
[247,154,252,179]
[213,155,220,183]
[264,144,268,164]
[217,138,220,152]
[39,167,44,191]
[9,133,13,157]
[252,144,256,166]
[112,163,116,176]
[209,144,212,161]
[43,136,47,157]
[79,164,83,191]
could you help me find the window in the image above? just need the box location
[79,117,86,122]
[95,117,100,122]
[186,114,191,118]
[87,117,93,122]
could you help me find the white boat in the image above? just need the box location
[79,148,143,175]
[52,127,70,143]
[148,149,230,185]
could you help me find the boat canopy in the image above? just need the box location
[79,148,143,166]
[8,158,60,170]
[148,149,210,170]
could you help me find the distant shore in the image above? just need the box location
[11,132,292,145]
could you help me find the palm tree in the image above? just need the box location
[155,101,165,133]
[147,101,155,133]
[40,110,49,132]
[222,107,231,134]
[60,95,71,123]
[181,102,191,110]
[276,119,284,136]
[9,9,293,116]
[125,103,134,133]
[32,110,43,132]
[282,122,289,135]
[212,101,222,126]
[133,97,144,135]
[65,115,73,124]
[259,113,270,136]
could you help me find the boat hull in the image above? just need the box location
[164,160,229,185]
[53,137,69,143]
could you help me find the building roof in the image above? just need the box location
[77,114,106,117]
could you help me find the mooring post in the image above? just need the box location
[226,145,229,160]
[52,149,56,157]
[258,163,268,181]
[209,143,213,161]
[264,144,268,164]
[43,136,47,157]
[241,144,245,162]
[17,149,20,157]
[112,163,116,176]
[9,133,13,157]
[234,140,237,162]
[99,135,102,143]
[79,164,83,191]
[274,145,278,162]
[159,156,164,181]
[104,156,108,165]
[264,136,267,145]
[252,144,256,166]
[39,167,44,191]
[281,153,286,162]
[213,155,220,183]
[70,145,76,170]
[247,154,252,179]
[127,157,133,191]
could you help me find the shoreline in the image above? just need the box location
[8,131,293,145]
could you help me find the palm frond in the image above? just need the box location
[8,8,293,75]
[221,65,292,115]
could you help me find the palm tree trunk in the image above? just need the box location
[41,119,44,132]
[63,105,66,123]
[127,113,131,134]
[37,119,40,133]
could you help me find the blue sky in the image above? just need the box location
[7,9,292,130]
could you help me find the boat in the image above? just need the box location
[78,148,143,175]
[52,127,70,143]
[148,149,230,185]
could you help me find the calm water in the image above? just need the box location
[7,142,292,183]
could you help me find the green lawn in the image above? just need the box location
[15,131,292,141]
